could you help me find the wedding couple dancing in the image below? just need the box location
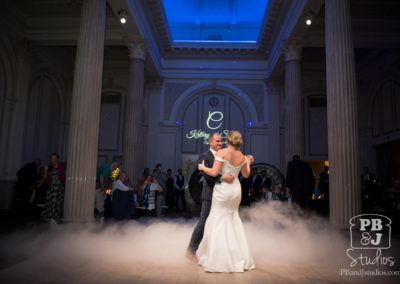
[186,130,256,273]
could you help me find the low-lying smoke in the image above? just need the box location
[0,202,349,280]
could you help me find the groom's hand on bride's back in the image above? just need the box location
[221,174,234,184]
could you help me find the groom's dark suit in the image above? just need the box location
[187,149,222,254]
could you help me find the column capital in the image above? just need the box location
[124,37,147,60]
[265,78,280,96]
[281,39,304,62]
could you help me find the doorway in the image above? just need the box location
[375,139,400,185]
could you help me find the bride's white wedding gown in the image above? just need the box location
[196,156,255,272]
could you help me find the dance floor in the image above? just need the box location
[1,203,399,283]
[1,254,399,283]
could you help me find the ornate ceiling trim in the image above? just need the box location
[147,0,284,58]
[146,0,172,51]
[257,0,284,51]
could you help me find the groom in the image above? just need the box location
[186,133,234,262]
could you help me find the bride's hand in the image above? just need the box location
[198,160,205,171]
[246,155,254,163]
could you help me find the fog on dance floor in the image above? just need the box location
[0,202,349,275]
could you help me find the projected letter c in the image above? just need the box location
[206,111,223,130]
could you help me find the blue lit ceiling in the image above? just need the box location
[162,0,269,42]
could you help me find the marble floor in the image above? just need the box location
[1,256,399,284]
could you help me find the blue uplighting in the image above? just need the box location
[162,0,268,42]
[248,121,253,126]
[175,120,180,125]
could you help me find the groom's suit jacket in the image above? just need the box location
[199,149,222,201]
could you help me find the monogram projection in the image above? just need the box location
[186,110,229,144]
[180,93,245,154]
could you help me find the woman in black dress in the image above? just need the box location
[41,153,66,223]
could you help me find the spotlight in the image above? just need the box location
[119,10,127,24]
[248,121,253,126]
[304,11,314,26]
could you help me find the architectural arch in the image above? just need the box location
[22,73,67,163]
[167,81,258,125]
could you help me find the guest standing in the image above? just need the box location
[261,170,272,201]
[95,161,118,214]
[285,155,315,210]
[174,168,187,211]
[250,168,262,201]
[240,173,252,206]
[261,170,272,192]
[136,167,150,190]
[318,166,329,198]
[154,163,167,217]
[41,153,66,223]
[138,174,163,212]
[166,169,175,211]
[33,166,49,202]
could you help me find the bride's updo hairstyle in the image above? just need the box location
[226,130,242,149]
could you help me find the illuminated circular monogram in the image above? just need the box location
[208,96,219,107]
[206,111,223,130]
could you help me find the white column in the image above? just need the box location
[63,0,106,222]
[122,39,146,183]
[265,79,281,168]
[325,0,361,228]
[145,78,163,169]
[282,39,304,165]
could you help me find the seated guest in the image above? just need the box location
[271,185,286,201]
[14,158,41,212]
[138,174,163,214]
[112,172,135,220]
[285,187,293,203]
[261,186,273,201]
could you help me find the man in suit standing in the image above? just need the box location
[261,170,272,191]
[250,168,263,200]
[174,168,187,211]
[285,155,315,210]
[240,173,252,206]
[186,133,235,262]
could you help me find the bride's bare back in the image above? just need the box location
[216,147,245,167]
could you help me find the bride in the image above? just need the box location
[196,130,256,273]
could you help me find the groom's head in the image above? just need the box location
[208,133,222,151]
